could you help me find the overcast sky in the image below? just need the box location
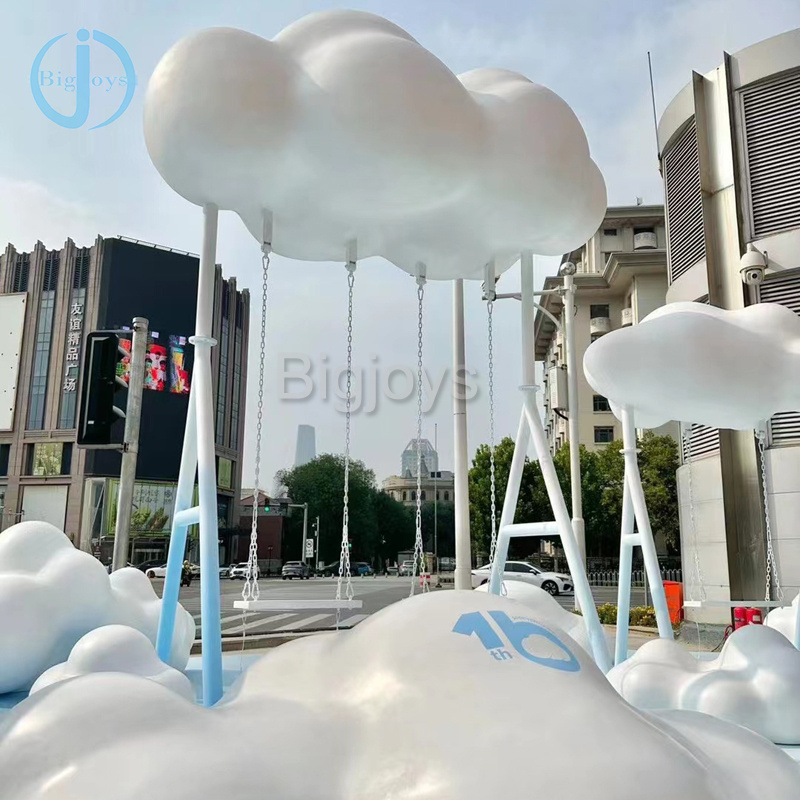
[0,0,798,488]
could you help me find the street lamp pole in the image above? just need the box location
[315,515,320,570]
[434,422,438,579]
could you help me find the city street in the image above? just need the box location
[155,576,646,639]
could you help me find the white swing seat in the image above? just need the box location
[233,599,363,612]
[683,599,785,609]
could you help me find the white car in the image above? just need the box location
[471,561,573,596]
[229,562,257,580]
[144,565,168,579]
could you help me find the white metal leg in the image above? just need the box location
[614,475,635,665]
[620,407,673,642]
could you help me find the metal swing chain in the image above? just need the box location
[757,428,782,602]
[487,298,498,567]
[411,275,428,596]
[682,424,706,603]
[242,247,270,604]
[336,264,357,624]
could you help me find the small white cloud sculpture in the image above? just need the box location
[31,625,194,701]
[0,521,194,694]
[474,580,592,653]
[144,10,606,280]
[608,624,800,744]
[1,591,798,799]
[583,302,800,429]
[766,592,800,643]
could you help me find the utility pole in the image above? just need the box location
[315,515,320,570]
[112,317,148,571]
[434,422,439,580]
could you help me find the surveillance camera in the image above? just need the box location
[740,244,767,286]
[559,261,577,276]
[740,266,765,286]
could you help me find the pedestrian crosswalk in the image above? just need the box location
[190,610,371,637]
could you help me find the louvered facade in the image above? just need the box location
[681,424,720,460]
[761,268,800,445]
[740,69,800,240]
[663,120,705,284]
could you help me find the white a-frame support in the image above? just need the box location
[487,252,612,673]
[157,203,223,707]
[614,407,674,664]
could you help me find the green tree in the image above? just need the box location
[420,501,455,558]
[277,454,377,565]
[597,431,680,554]
[372,489,415,568]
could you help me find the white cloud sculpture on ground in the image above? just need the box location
[583,302,800,429]
[608,624,800,744]
[0,521,194,694]
[474,580,592,653]
[1,591,798,799]
[144,10,606,280]
[31,625,194,701]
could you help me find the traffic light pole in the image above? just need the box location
[302,502,309,564]
[112,316,148,571]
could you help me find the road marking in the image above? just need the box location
[337,614,368,628]
[223,613,295,635]
[273,613,331,632]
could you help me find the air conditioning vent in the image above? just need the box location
[621,308,633,326]
[633,231,658,250]
[663,119,705,283]
[682,424,720,460]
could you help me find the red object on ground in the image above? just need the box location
[663,581,684,624]
[734,606,748,630]
[747,607,764,625]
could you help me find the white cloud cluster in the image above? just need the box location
[31,625,194,701]
[766,593,800,642]
[1,590,798,799]
[583,302,800,429]
[474,580,593,653]
[0,521,194,694]
[608,624,800,744]
[143,10,606,280]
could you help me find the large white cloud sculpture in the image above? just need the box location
[144,10,606,279]
[608,624,800,744]
[474,580,593,653]
[0,521,194,694]
[31,625,194,701]
[1,591,798,799]
[583,302,800,429]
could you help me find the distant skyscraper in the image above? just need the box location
[401,438,438,478]
[295,425,316,467]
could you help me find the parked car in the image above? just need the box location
[145,565,168,579]
[229,562,257,580]
[281,561,312,580]
[471,561,573,595]
[137,559,165,572]
[355,562,373,576]
[319,561,357,577]
[398,560,415,577]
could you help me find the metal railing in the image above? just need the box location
[587,568,682,587]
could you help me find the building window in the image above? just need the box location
[27,252,59,430]
[590,304,609,319]
[25,442,71,476]
[411,491,415,501]
[229,294,244,450]
[215,282,230,446]
[420,490,426,501]
[593,395,611,412]
[590,332,603,343]
[603,228,618,236]
[218,457,232,490]
[12,253,29,292]
[633,226,655,235]
[0,444,9,477]
[402,491,407,501]
[59,249,89,429]
[444,491,449,501]
[594,426,615,444]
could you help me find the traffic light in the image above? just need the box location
[77,332,130,447]
[263,497,271,512]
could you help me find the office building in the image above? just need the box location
[658,29,800,620]
[400,438,438,478]
[534,205,676,453]
[383,438,452,505]
[0,235,249,565]
[294,424,316,467]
